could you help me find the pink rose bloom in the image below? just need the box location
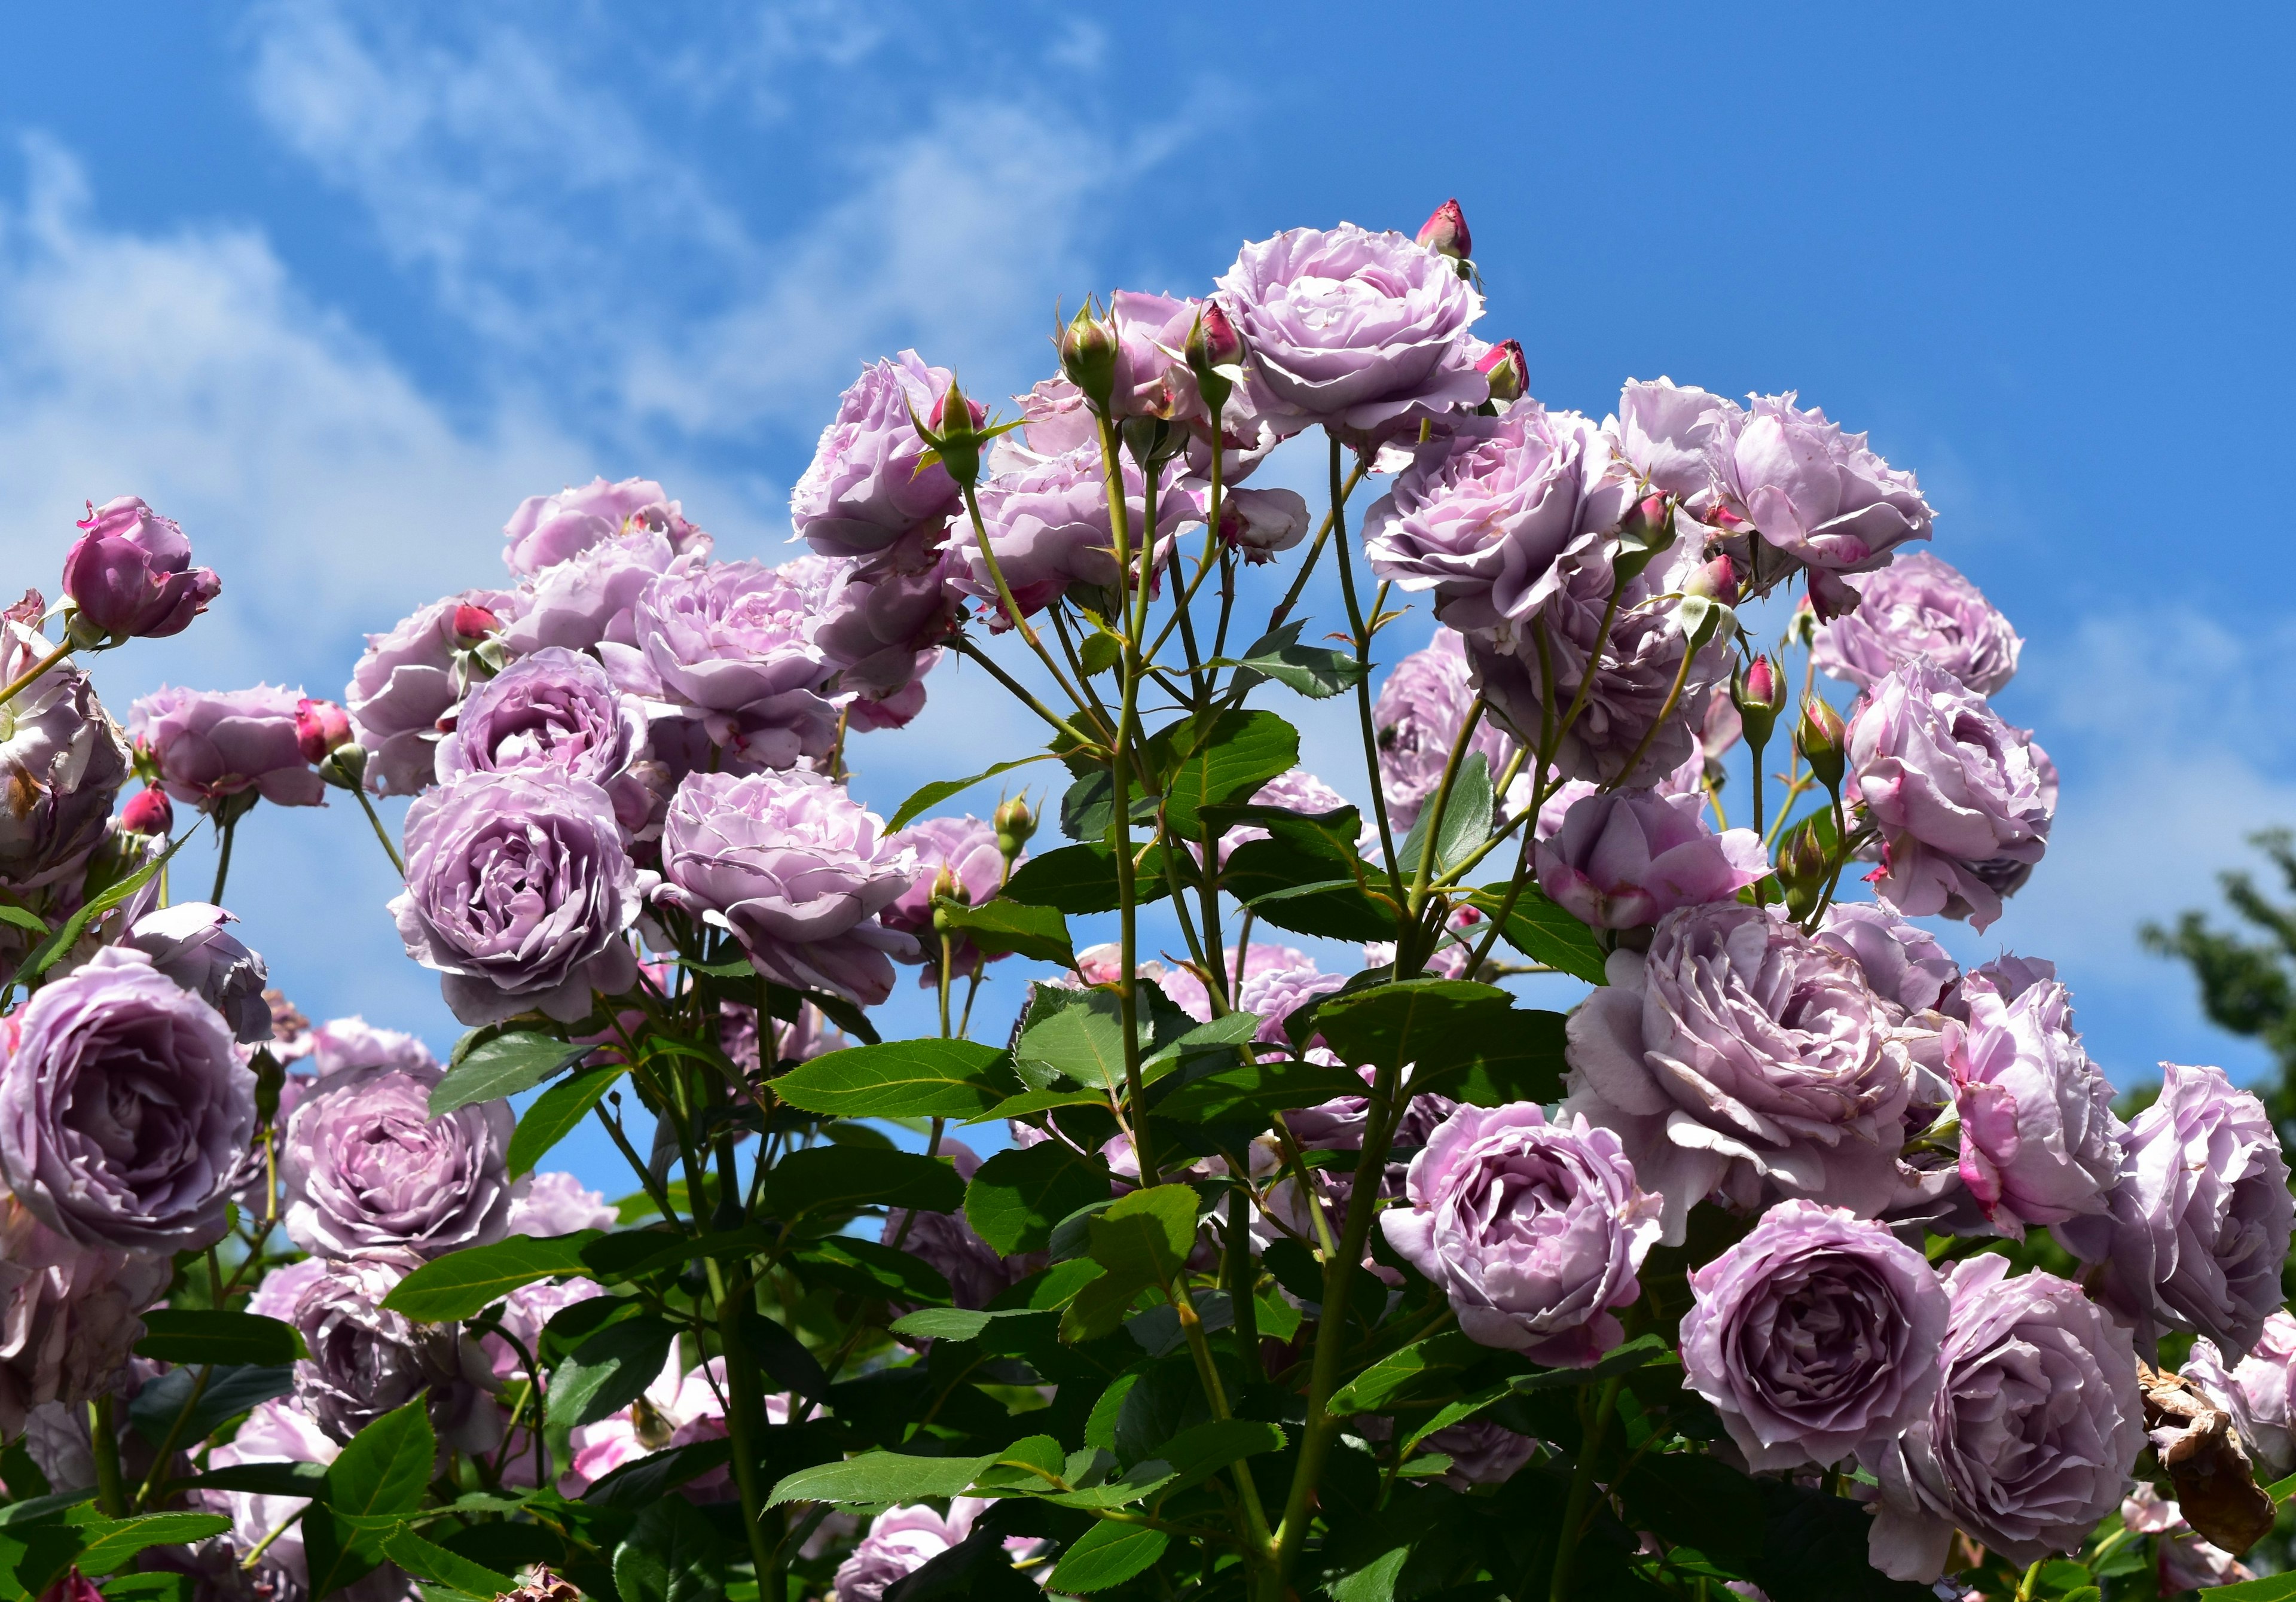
[502,526,689,656]
[508,1171,618,1238]
[1534,787,1769,930]
[502,476,706,577]
[883,814,1010,985]
[790,352,966,560]
[1371,629,1519,833]
[954,444,1197,621]
[61,496,219,641]
[1711,392,1933,575]
[343,588,525,795]
[833,1499,1038,1602]
[306,1016,438,1081]
[561,1356,770,1501]
[201,1398,340,1598]
[1814,553,2021,696]
[0,1213,170,1436]
[1611,379,1741,512]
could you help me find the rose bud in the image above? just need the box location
[1186,302,1245,379]
[120,786,173,838]
[1732,654,1788,750]
[60,497,221,643]
[451,602,501,645]
[994,795,1037,859]
[295,697,353,765]
[1416,198,1472,261]
[1796,695,1848,790]
[1613,492,1677,583]
[1682,553,1739,606]
[1476,339,1528,404]
[38,1569,103,1602]
[1058,303,1119,411]
[318,742,369,794]
[928,863,971,934]
[921,377,989,490]
[1776,822,1830,920]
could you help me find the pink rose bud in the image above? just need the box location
[1416,198,1472,260]
[120,786,174,837]
[1796,695,1848,789]
[1732,654,1788,750]
[993,794,1037,856]
[1186,302,1245,375]
[925,377,989,489]
[1476,339,1528,404]
[60,496,221,642]
[38,1569,103,1602]
[451,602,501,644]
[1683,554,1739,605]
[295,697,353,764]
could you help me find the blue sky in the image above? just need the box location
[1,3,2290,1193]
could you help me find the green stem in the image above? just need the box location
[90,1395,126,1516]
[1095,414,1153,1183]
[948,638,1100,751]
[707,1258,780,1588]
[938,933,954,1039]
[0,639,73,715]
[209,813,240,905]
[1326,434,1405,906]
[1549,1374,1626,1602]
[349,783,406,876]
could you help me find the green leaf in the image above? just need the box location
[1206,621,1371,700]
[1509,1332,1678,1393]
[1429,1008,1568,1109]
[1138,1011,1263,1072]
[508,1061,628,1178]
[887,754,1062,833]
[1156,1419,1286,1492]
[74,1513,233,1576]
[100,1575,193,1602]
[1313,979,1510,1073]
[1224,836,1394,941]
[126,1364,294,1448]
[176,1462,331,1501]
[789,1237,953,1304]
[1015,985,1134,1091]
[1465,883,1607,985]
[0,904,48,937]
[1000,841,1173,916]
[1077,629,1124,678]
[429,1031,590,1116]
[5,829,191,994]
[766,1146,963,1218]
[772,1040,1021,1120]
[2201,1578,2296,1601]
[767,1451,997,1508]
[1330,1544,1412,1602]
[1049,1521,1169,1593]
[380,1528,516,1599]
[549,1314,679,1429]
[1088,1186,1198,1284]
[578,1226,773,1282]
[612,1498,726,1602]
[965,1142,1113,1255]
[1153,1059,1363,1124]
[1328,1332,1485,1414]
[133,1309,304,1368]
[381,1232,603,1322]
[582,1441,733,1509]
[932,898,1076,968]
[975,1087,1109,1122]
[326,1400,434,1526]
[1152,709,1300,835]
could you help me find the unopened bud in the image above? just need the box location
[120,786,173,838]
[924,377,987,489]
[1476,339,1527,404]
[1186,303,1245,376]
[1682,554,1739,606]
[1785,596,1819,648]
[1776,824,1830,920]
[1613,493,1677,584]
[295,697,353,764]
[318,742,369,792]
[452,603,500,645]
[1058,303,1119,411]
[1732,653,1788,751]
[929,863,971,932]
[994,795,1037,858]
[1416,198,1472,261]
[1796,696,1847,791]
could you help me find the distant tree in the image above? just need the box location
[2142,827,2296,1151]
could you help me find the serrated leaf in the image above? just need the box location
[126,1364,294,1449]
[582,1441,733,1508]
[1016,985,1133,1091]
[133,1310,303,1368]
[932,898,1076,968]
[887,754,1062,833]
[767,1146,963,1217]
[1328,1331,1485,1414]
[1000,842,1171,915]
[549,1314,679,1429]
[381,1232,603,1322]
[381,1528,515,1599]
[176,1462,331,1501]
[1224,836,1395,941]
[767,1451,998,1508]
[1152,709,1299,835]
[1465,883,1607,985]
[772,1040,1019,1120]
[1153,1059,1363,1124]
[1087,1186,1197,1284]
[1393,752,1491,878]
[430,1031,590,1116]
[964,1142,1113,1255]
[1049,1521,1168,1592]
[613,1499,726,1602]
[5,829,191,995]
[789,1238,952,1304]
[508,1061,628,1178]
[1206,620,1372,701]
[74,1513,233,1576]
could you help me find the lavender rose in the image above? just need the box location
[1848,660,2055,931]
[2056,1062,2294,1359]
[1612,379,1741,509]
[1863,1255,2144,1582]
[1421,1421,1537,1493]
[436,647,645,791]
[1216,223,1485,434]
[502,475,705,577]
[508,1171,618,1238]
[1941,974,2121,1237]
[884,1142,1021,1311]
[0,948,252,1251]
[1711,392,1934,575]
[657,770,918,1006]
[344,589,523,795]
[391,771,643,1026]
[200,1398,339,1601]
[1218,487,1311,563]
[790,352,965,559]
[796,543,955,706]
[882,814,1009,985]
[1363,404,1637,633]
[1534,787,1768,929]
[60,496,219,642]
[1681,1201,1951,1471]
[1563,903,1913,1243]
[2202,1311,2296,1473]
[1159,943,1345,1049]
[598,560,838,768]
[1372,629,1520,832]
[288,1255,494,1448]
[0,1215,170,1435]
[1382,1101,1663,1363]
[502,526,686,657]
[834,1500,998,1602]
[307,1015,437,1079]
[0,618,129,892]
[121,902,271,1043]
[280,1058,514,1260]
[131,685,325,810]
[954,444,1197,621]
[1813,553,2022,695]
[1813,901,1961,1017]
